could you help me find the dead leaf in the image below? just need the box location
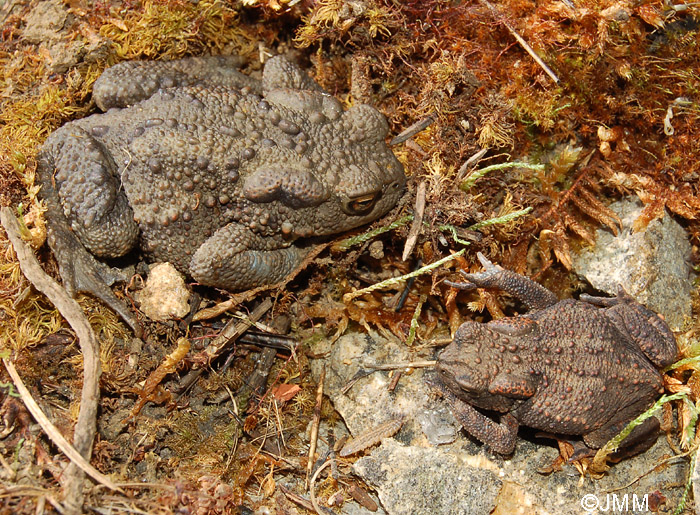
[271,384,301,402]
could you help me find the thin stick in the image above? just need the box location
[364,360,437,371]
[306,367,325,491]
[480,0,560,84]
[309,459,333,515]
[279,484,315,511]
[176,299,273,394]
[273,399,287,451]
[2,359,121,493]
[193,243,328,321]
[1,208,119,510]
[402,181,426,261]
[202,299,274,361]
[0,485,66,514]
[457,148,488,181]
[390,113,436,145]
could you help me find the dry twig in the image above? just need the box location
[279,484,315,511]
[402,181,426,261]
[306,367,326,490]
[390,113,436,145]
[1,207,120,513]
[309,459,333,515]
[364,360,437,371]
[176,298,273,393]
[480,0,560,84]
[193,243,328,321]
[2,360,120,494]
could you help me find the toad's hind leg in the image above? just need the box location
[582,394,661,455]
[582,287,678,368]
[43,127,139,258]
[190,225,307,291]
[38,127,141,334]
[447,252,558,310]
[92,55,258,110]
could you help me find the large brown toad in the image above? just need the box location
[38,55,405,331]
[433,253,677,455]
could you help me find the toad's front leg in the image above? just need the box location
[450,392,519,455]
[190,224,307,291]
[447,252,558,311]
[92,55,258,110]
[429,377,520,455]
[38,127,142,335]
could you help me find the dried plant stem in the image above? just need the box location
[333,215,413,252]
[177,298,273,393]
[364,360,437,371]
[461,161,545,191]
[1,207,121,512]
[480,0,560,84]
[193,243,329,321]
[343,249,465,302]
[309,459,333,515]
[2,360,121,494]
[306,367,325,491]
[0,485,65,513]
[457,148,488,180]
[390,112,436,145]
[403,181,426,261]
[279,484,315,511]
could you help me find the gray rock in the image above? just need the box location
[23,0,69,44]
[572,197,693,330]
[353,438,502,515]
[310,331,433,441]
[22,0,112,72]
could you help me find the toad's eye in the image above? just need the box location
[342,193,380,215]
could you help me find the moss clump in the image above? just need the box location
[100,0,259,60]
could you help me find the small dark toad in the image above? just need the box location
[38,55,405,330]
[434,253,677,455]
